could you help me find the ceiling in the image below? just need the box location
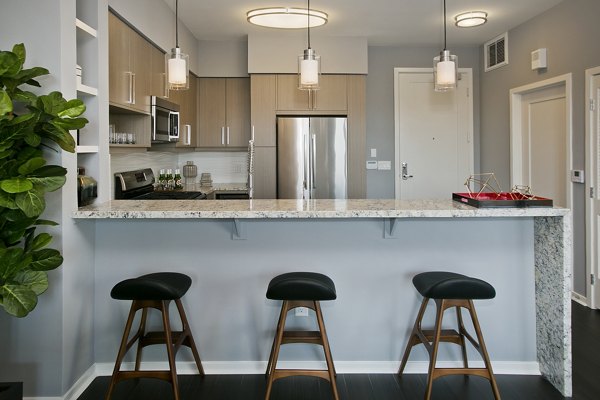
[164,0,564,46]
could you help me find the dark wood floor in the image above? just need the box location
[79,301,600,400]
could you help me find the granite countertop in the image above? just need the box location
[73,199,569,219]
[183,182,248,194]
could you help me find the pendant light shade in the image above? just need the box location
[167,0,189,90]
[298,0,320,90]
[434,0,457,92]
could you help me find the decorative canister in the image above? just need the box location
[182,161,197,185]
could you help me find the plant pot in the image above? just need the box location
[0,382,22,400]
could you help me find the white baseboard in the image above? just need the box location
[572,291,589,306]
[23,360,540,400]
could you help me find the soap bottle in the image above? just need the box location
[174,169,183,190]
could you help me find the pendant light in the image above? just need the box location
[167,0,189,90]
[433,0,457,92]
[298,0,320,90]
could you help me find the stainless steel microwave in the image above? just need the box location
[151,96,179,143]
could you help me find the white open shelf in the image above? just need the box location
[76,145,99,154]
[77,83,98,96]
[75,18,97,37]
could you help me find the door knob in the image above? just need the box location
[402,162,414,180]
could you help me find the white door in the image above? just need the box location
[394,69,473,200]
[590,73,600,308]
[519,86,567,206]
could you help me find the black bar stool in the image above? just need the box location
[105,272,204,400]
[265,272,339,400]
[399,271,501,400]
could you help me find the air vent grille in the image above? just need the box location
[485,33,509,72]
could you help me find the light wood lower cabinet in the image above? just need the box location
[197,77,250,148]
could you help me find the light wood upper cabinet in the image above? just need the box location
[251,75,277,146]
[276,74,347,112]
[174,76,198,148]
[108,13,130,107]
[149,45,167,100]
[197,77,250,148]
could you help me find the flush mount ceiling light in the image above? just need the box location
[167,0,189,90]
[433,0,458,92]
[455,11,488,28]
[246,7,328,29]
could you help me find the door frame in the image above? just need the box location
[585,66,600,308]
[393,68,474,199]
[509,74,573,209]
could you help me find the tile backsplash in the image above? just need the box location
[111,151,248,195]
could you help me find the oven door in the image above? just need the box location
[152,106,179,142]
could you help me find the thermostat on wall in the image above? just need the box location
[571,170,584,184]
[531,48,547,70]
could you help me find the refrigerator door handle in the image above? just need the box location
[311,134,316,190]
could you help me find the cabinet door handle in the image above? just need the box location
[131,73,136,105]
[163,72,169,98]
[184,124,191,145]
[227,126,230,145]
[221,127,225,145]
[126,72,133,104]
[251,125,255,142]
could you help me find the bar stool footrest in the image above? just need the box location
[432,367,493,380]
[272,369,332,382]
[282,330,324,345]
[421,329,464,345]
[112,370,173,383]
[140,330,186,347]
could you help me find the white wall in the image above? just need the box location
[197,40,248,77]
[248,34,368,74]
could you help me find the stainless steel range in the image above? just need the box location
[114,168,206,200]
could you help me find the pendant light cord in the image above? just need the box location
[307,0,311,49]
[443,0,447,50]
[175,0,179,48]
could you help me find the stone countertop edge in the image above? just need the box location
[72,199,570,219]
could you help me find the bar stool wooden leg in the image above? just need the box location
[160,300,180,400]
[314,301,340,400]
[266,301,288,378]
[424,299,446,400]
[265,301,289,400]
[466,300,501,400]
[105,302,138,400]
[134,308,148,372]
[398,297,429,375]
[175,299,205,376]
[455,306,469,369]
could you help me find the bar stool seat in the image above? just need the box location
[265,272,339,400]
[106,272,204,400]
[399,271,501,400]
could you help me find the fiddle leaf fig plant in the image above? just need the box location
[0,43,87,317]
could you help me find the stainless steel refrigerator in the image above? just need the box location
[277,117,347,199]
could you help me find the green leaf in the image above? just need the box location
[0,248,31,280]
[29,175,66,192]
[0,51,19,76]
[15,189,45,217]
[11,43,25,66]
[0,178,33,193]
[30,233,52,251]
[38,92,66,115]
[29,165,67,177]
[0,284,37,317]
[30,248,63,271]
[13,270,48,295]
[15,67,49,86]
[24,133,41,147]
[57,100,86,118]
[51,116,88,130]
[0,90,13,116]
[16,146,42,163]
[0,190,17,209]
[34,219,58,227]
[43,122,76,152]
[17,157,46,175]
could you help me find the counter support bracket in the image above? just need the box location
[232,219,247,240]
[384,218,399,239]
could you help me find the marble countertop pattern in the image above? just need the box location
[73,199,570,219]
[183,182,248,194]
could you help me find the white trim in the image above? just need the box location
[61,364,98,400]
[572,291,589,307]
[586,66,600,309]
[393,67,474,199]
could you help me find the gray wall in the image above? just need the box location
[94,218,536,366]
[480,0,600,295]
[366,46,481,198]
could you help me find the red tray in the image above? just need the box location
[452,192,553,208]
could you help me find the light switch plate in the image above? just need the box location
[370,148,377,158]
[366,161,378,170]
[378,161,392,170]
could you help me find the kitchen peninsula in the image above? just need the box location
[74,199,572,397]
